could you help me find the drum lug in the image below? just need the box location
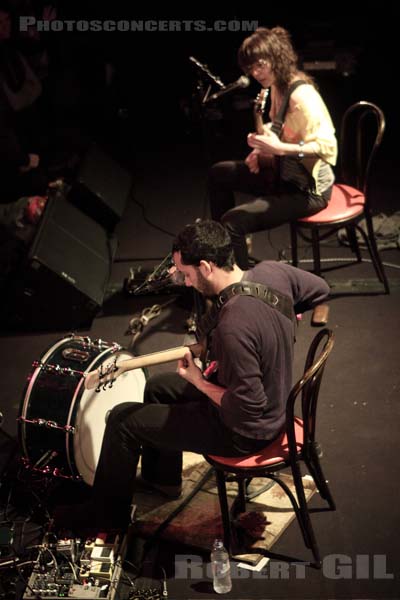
[32,360,83,377]
[17,416,76,434]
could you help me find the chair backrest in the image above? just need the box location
[339,101,385,201]
[286,329,334,460]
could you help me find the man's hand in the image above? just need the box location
[178,352,226,407]
[177,351,204,387]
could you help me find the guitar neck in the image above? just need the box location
[118,342,203,373]
[253,87,269,134]
[254,112,264,135]
[84,341,204,390]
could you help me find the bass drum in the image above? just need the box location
[18,335,146,485]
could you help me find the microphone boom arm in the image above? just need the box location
[189,56,225,89]
[203,75,250,104]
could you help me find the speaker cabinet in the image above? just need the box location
[9,192,114,331]
[68,144,131,232]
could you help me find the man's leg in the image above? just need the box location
[140,372,204,487]
[82,372,268,529]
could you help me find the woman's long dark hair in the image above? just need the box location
[238,26,314,92]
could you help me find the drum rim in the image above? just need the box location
[18,334,77,459]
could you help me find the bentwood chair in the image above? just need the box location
[206,329,335,568]
[290,101,390,294]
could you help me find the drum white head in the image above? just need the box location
[72,350,146,485]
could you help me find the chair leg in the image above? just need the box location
[264,472,321,567]
[346,226,362,262]
[290,461,321,567]
[305,453,336,510]
[290,223,299,267]
[214,470,233,553]
[359,215,390,293]
[311,228,321,276]
[237,478,248,514]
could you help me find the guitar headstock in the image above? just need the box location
[253,88,270,135]
[84,357,123,391]
[254,88,269,115]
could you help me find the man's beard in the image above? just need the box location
[194,269,215,297]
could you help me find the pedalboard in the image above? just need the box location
[23,532,125,600]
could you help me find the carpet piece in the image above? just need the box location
[132,453,316,563]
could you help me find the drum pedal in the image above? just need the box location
[33,450,58,469]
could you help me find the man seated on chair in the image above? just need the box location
[54,220,330,533]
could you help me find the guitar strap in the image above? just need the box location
[197,281,295,340]
[270,79,308,136]
[270,80,317,192]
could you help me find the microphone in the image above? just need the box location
[129,253,185,295]
[206,75,250,102]
[132,271,185,295]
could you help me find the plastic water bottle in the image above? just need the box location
[211,539,232,594]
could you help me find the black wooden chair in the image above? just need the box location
[290,101,390,293]
[205,329,335,567]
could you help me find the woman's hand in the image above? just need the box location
[245,150,260,174]
[247,130,283,156]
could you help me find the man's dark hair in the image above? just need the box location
[172,220,235,271]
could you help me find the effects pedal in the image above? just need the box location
[23,532,126,600]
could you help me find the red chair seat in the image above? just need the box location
[208,417,304,468]
[298,184,365,224]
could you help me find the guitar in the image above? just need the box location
[253,87,269,136]
[84,342,203,391]
[252,88,277,180]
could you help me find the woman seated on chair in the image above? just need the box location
[208,26,338,269]
[53,220,330,533]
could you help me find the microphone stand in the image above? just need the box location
[188,55,229,179]
[188,56,225,104]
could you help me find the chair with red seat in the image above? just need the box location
[205,328,335,567]
[290,101,389,294]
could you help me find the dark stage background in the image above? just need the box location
[1,5,399,599]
